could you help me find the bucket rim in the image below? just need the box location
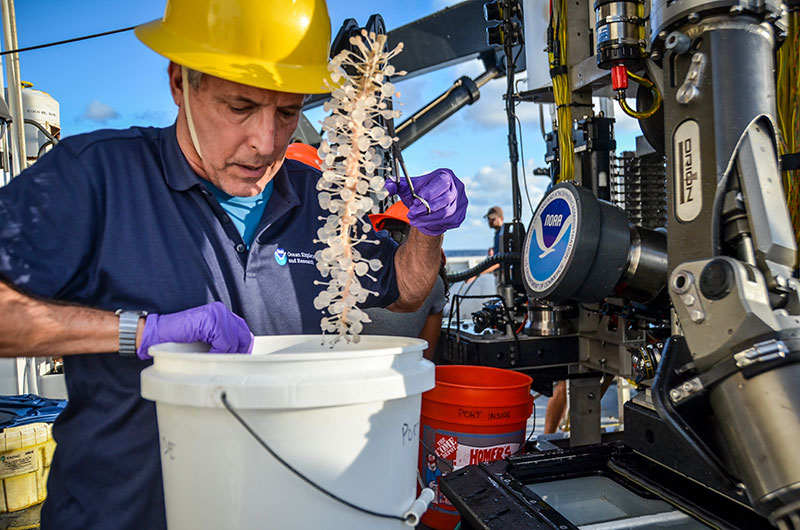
[422,390,534,409]
[431,381,532,392]
[433,365,533,390]
[149,334,428,362]
[141,335,435,409]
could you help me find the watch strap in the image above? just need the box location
[116,310,148,357]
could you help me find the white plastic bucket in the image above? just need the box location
[141,335,434,530]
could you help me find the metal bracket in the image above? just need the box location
[676,52,707,105]
[670,270,706,323]
[670,339,794,405]
[668,376,705,404]
[733,339,788,369]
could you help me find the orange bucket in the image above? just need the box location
[419,365,533,530]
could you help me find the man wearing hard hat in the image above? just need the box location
[0,1,467,529]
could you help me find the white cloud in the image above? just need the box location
[452,62,646,139]
[451,61,545,129]
[83,100,120,123]
[442,161,551,250]
[134,109,173,125]
[452,59,485,78]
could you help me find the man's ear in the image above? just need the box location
[167,62,183,107]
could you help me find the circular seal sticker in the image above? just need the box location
[523,187,578,294]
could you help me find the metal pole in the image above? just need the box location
[1,0,25,175]
[1,126,8,184]
[503,9,522,224]
[0,12,6,186]
[7,0,25,168]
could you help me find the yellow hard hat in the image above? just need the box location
[135,0,332,94]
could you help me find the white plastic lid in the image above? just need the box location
[141,335,434,410]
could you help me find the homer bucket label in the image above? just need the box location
[674,119,702,222]
[422,428,523,515]
[524,187,577,293]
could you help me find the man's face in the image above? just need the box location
[170,63,305,197]
[487,215,502,229]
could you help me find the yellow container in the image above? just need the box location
[0,423,55,512]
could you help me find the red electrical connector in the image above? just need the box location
[611,63,628,91]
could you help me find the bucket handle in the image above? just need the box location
[220,391,434,526]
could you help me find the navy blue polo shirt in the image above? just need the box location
[0,124,399,530]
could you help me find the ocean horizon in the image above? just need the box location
[443,249,487,257]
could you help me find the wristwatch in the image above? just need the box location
[116,310,148,357]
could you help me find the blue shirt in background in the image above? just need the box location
[202,178,274,249]
[493,225,505,255]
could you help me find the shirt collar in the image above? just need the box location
[159,122,301,211]
[269,162,301,212]
[161,123,203,192]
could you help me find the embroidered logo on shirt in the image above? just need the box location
[273,247,315,267]
[274,248,288,266]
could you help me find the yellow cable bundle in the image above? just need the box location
[777,12,800,242]
[549,0,574,183]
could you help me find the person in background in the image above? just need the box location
[0,1,468,528]
[468,205,504,284]
[485,205,504,258]
[361,202,448,360]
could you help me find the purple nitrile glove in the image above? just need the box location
[136,301,255,360]
[384,168,468,236]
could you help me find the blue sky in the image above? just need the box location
[10,0,642,250]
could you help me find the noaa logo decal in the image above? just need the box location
[524,188,577,292]
[274,248,288,266]
[534,199,573,259]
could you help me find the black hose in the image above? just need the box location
[24,119,58,144]
[446,252,520,283]
[37,140,53,158]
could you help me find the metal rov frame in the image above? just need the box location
[438,0,800,525]
[301,0,800,526]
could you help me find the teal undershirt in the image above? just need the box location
[202,179,274,249]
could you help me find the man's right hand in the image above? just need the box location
[136,301,254,360]
[384,168,468,236]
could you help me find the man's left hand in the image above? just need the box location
[136,302,254,360]
[384,168,468,236]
